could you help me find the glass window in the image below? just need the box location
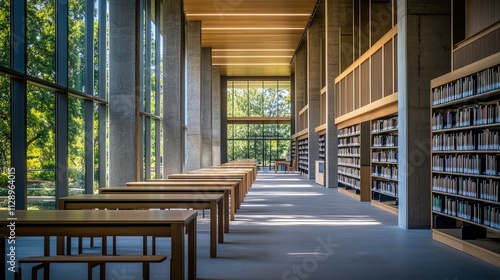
[278,81,291,117]
[27,0,56,82]
[93,0,100,96]
[68,0,86,91]
[93,103,100,192]
[227,85,235,117]
[232,81,249,117]
[68,96,85,194]
[151,20,156,115]
[0,0,10,67]
[151,119,156,179]
[233,124,247,139]
[27,84,55,210]
[248,81,263,117]
[0,76,10,178]
[248,124,262,138]
[263,81,277,117]
[232,140,248,160]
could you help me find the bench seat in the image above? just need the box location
[16,254,167,280]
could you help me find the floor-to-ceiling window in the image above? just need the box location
[141,0,163,180]
[226,80,291,169]
[1,0,163,209]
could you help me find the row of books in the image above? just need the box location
[432,195,500,229]
[338,175,360,190]
[372,181,398,197]
[372,135,398,147]
[431,65,500,105]
[338,166,360,179]
[431,103,500,130]
[431,130,500,151]
[432,154,498,176]
[338,136,360,147]
[372,117,398,133]
[372,150,398,163]
[338,125,360,137]
[477,66,500,94]
[338,147,360,157]
[372,166,398,179]
[339,157,360,167]
[432,176,500,202]
[432,76,475,105]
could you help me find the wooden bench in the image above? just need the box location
[15,254,167,280]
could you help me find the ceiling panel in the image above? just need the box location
[184,0,317,77]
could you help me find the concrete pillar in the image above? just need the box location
[294,45,307,131]
[109,0,138,186]
[326,0,352,188]
[163,0,184,175]
[186,21,202,171]
[307,1,325,180]
[397,0,451,228]
[221,76,228,163]
[212,66,221,166]
[201,47,212,168]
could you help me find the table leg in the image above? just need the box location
[223,192,229,233]
[170,223,184,280]
[218,199,224,243]
[187,217,197,280]
[210,201,217,258]
[230,189,236,221]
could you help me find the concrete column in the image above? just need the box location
[307,1,325,180]
[163,0,184,175]
[109,0,138,186]
[397,0,451,228]
[201,47,212,168]
[221,76,228,163]
[212,66,221,166]
[294,45,307,131]
[186,21,202,171]
[326,0,352,188]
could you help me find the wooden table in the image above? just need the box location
[126,181,239,219]
[0,210,197,280]
[274,161,289,173]
[167,174,249,201]
[210,166,257,181]
[100,185,234,228]
[147,179,243,209]
[186,170,252,194]
[58,193,225,258]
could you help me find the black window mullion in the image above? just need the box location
[55,0,69,203]
[84,0,95,194]
[11,0,27,209]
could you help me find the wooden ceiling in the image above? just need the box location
[183,0,318,77]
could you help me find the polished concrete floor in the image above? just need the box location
[6,172,500,279]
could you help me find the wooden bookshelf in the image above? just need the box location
[315,125,326,186]
[298,137,309,175]
[292,128,309,176]
[370,114,399,215]
[430,52,500,267]
[337,122,370,201]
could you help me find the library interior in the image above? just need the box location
[1,0,500,279]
